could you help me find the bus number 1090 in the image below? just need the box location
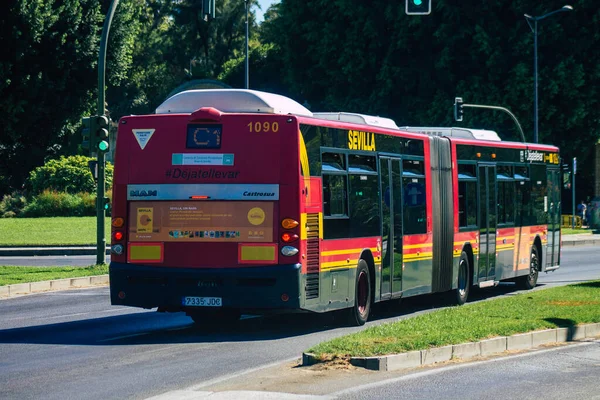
[247,121,279,133]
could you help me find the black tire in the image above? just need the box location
[349,260,372,326]
[455,251,471,305]
[516,246,539,290]
[189,309,241,326]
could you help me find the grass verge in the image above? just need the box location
[308,281,600,358]
[562,227,592,235]
[0,217,111,246]
[0,264,108,286]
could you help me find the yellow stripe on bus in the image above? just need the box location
[321,248,378,256]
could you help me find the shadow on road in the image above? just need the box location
[0,281,528,347]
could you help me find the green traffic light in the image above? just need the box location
[413,0,422,4]
[98,140,109,152]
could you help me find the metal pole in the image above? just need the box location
[460,103,526,143]
[245,0,249,89]
[96,0,120,265]
[572,157,576,229]
[533,20,538,143]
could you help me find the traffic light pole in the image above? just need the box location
[454,100,526,143]
[96,0,120,265]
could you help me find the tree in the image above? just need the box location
[261,0,600,205]
[0,0,100,195]
[0,0,143,196]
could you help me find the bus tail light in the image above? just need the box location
[281,246,298,256]
[112,217,124,228]
[281,218,299,229]
[281,232,299,243]
[112,244,124,255]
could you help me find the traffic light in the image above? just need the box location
[454,97,464,122]
[81,117,91,154]
[562,164,571,189]
[102,196,111,212]
[95,115,110,153]
[202,0,215,21]
[406,0,431,15]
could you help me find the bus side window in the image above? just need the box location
[497,165,515,225]
[458,164,477,230]
[458,180,477,228]
[323,174,347,217]
[348,173,380,237]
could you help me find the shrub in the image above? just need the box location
[26,155,113,195]
[22,191,90,217]
[0,191,28,217]
[20,190,111,218]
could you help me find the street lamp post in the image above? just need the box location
[524,5,573,144]
[245,0,249,89]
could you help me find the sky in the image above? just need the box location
[256,0,279,23]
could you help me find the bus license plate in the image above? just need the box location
[182,297,222,307]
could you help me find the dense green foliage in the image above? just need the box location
[308,280,600,358]
[266,0,599,207]
[26,155,112,195]
[20,190,97,217]
[0,192,28,218]
[2,0,599,210]
[0,0,140,196]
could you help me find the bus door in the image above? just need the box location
[478,164,497,282]
[379,156,403,298]
[546,167,561,268]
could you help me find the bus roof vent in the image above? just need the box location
[313,112,399,130]
[398,127,502,141]
[155,89,313,117]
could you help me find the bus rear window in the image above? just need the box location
[187,124,222,149]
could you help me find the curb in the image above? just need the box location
[0,247,110,256]
[302,323,600,371]
[561,239,600,247]
[0,275,109,298]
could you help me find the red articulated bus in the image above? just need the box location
[109,89,561,325]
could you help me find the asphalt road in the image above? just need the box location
[0,246,599,399]
[0,255,107,267]
[336,340,600,400]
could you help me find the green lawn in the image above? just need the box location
[0,217,111,246]
[562,227,593,235]
[308,281,600,358]
[0,264,108,286]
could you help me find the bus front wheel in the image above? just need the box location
[349,260,372,326]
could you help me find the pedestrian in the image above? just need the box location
[577,200,587,227]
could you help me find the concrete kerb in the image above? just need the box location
[0,275,109,298]
[0,246,110,256]
[302,325,600,372]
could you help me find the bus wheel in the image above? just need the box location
[517,246,539,290]
[349,260,371,326]
[455,251,471,305]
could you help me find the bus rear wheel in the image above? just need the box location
[349,260,371,326]
[517,246,539,290]
[454,251,471,305]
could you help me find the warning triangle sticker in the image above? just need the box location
[132,129,155,150]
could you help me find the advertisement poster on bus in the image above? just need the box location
[128,201,273,242]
